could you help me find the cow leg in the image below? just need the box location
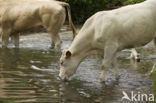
[99,44,118,82]
[112,56,119,80]
[49,14,65,51]
[42,13,64,51]
[11,33,19,48]
[148,38,156,75]
[48,30,62,51]
[1,33,9,48]
[130,48,140,62]
[51,41,55,49]
[48,18,64,51]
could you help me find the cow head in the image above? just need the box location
[59,50,79,81]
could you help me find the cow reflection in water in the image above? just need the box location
[0,48,20,69]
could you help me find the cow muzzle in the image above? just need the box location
[59,73,69,81]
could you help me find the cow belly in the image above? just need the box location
[119,35,154,49]
[13,15,41,30]
[13,15,41,31]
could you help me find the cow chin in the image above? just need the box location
[59,73,69,81]
[59,68,76,81]
[59,69,69,81]
[59,64,79,81]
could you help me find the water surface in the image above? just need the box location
[0,26,155,103]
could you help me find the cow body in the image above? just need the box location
[0,0,76,50]
[59,0,156,81]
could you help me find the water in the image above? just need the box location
[0,26,155,103]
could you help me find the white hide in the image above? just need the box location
[59,0,156,81]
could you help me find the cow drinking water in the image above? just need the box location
[59,0,156,81]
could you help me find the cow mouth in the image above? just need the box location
[59,73,69,81]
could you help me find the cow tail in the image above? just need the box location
[57,2,77,40]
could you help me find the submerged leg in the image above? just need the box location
[112,56,119,80]
[48,29,62,51]
[41,9,65,51]
[99,43,118,82]
[50,41,55,49]
[45,21,63,51]
[1,33,9,48]
[11,33,19,48]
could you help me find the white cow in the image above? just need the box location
[0,0,76,51]
[59,0,156,81]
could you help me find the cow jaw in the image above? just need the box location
[59,67,69,81]
[59,58,80,81]
[59,64,77,81]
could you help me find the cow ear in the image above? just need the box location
[65,50,72,58]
